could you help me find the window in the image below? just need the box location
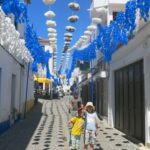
[113,11,118,21]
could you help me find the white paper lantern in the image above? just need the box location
[49,37,57,41]
[48,33,57,37]
[64,41,70,44]
[64,37,72,41]
[0,8,32,62]
[92,18,102,24]
[43,0,56,5]
[68,15,79,23]
[68,2,80,11]
[87,25,97,31]
[64,33,72,37]
[46,20,56,27]
[47,28,56,33]
[84,31,92,36]
[44,11,55,18]
[66,26,76,32]
[81,35,88,39]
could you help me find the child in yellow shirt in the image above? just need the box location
[68,107,85,150]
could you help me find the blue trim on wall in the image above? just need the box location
[0,114,21,134]
[0,120,10,134]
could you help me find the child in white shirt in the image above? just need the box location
[84,102,100,150]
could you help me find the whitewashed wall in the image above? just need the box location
[108,21,150,144]
[0,45,34,123]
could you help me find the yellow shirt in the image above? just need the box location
[70,116,85,136]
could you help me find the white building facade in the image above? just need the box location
[80,0,150,146]
[0,10,34,133]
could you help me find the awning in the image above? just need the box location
[34,76,51,83]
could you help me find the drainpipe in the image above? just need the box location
[24,62,30,119]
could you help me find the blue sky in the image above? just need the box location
[28,0,91,71]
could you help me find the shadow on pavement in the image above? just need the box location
[0,103,42,150]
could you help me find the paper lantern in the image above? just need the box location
[64,37,72,41]
[64,33,72,37]
[68,2,80,11]
[66,26,76,32]
[64,41,70,44]
[92,18,102,24]
[44,11,55,18]
[49,37,57,41]
[84,31,92,36]
[43,0,56,5]
[0,9,32,62]
[81,35,88,39]
[87,25,97,31]
[47,28,56,33]
[46,20,56,27]
[48,33,57,37]
[68,15,79,23]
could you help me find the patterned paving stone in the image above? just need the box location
[0,96,147,150]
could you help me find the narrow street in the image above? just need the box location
[0,96,144,150]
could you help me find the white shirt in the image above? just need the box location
[86,112,99,131]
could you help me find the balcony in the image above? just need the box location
[90,0,108,23]
[108,0,127,4]
[108,0,127,11]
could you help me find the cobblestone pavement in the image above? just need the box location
[0,96,148,150]
[0,102,42,150]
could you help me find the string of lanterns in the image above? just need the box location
[59,0,80,75]
[43,0,60,83]
[43,0,57,74]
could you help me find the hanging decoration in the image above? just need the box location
[25,23,52,76]
[46,20,57,27]
[66,26,76,32]
[73,40,97,62]
[84,30,92,36]
[48,33,57,38]
[43,0,58,75]
[47,28,56,33]
[44,10,55,18]
[59,0,80,71]
[0,8,32,62]
[43,0,56,5]
[2,0,28,23]
[64,33,73,38]
[92,18,102,24]
[67,0,150,80]
[1,0,53,78]
[87,25,97,31]
[137,0,150,22]
[68,15,79,23]
[68,2,80,11]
